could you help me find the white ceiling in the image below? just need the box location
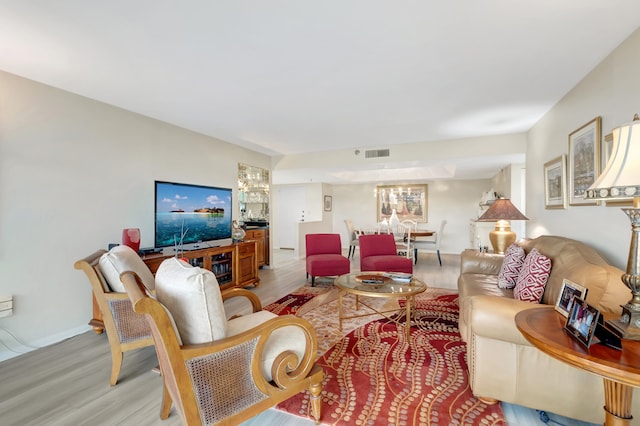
[2,1,639,183]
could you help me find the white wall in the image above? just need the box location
[527,27,640,270]
[331,180,494,255]
[0,70,270,360]
[272,183,334,257]
[274,179,496,258]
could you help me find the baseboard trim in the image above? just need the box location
[0,325,90,362]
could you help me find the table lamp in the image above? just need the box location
[477,198,529,254]
[585,114,640,340]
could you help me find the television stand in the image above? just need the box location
[87,240,260,335]
[142,240,259,290]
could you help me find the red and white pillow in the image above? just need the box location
[497,243,526,289]
[513,248,552,303]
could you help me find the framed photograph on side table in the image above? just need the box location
[544,155,567,209]
[555,278,587,317]
[564,299,600,348]
[568,116,601,206]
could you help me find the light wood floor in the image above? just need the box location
[0,249,595,425]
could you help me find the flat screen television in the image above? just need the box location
[155,180,232,249]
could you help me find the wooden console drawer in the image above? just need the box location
[237,243,254,255]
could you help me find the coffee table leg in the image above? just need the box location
[338,289,343,332]
[603,378,633,426]
[406,296,412,341]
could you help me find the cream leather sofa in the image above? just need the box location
[458,235,636,424]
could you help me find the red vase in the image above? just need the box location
[122,228,141,253]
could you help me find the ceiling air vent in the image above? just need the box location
[365,149,390,159]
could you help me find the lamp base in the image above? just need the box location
[489,220,516,254]
[606,305,640,341]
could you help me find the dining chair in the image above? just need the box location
[414,219,447,266]
[344,219,360,259]
[398,219,418,261]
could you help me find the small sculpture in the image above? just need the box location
[232,220,246,242]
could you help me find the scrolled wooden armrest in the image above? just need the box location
[222,287,262,312]
[121,270,323,424]
[103,292,130,301]
[181,315,318,393]
[74,249,107,268]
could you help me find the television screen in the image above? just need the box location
[155,181,232,249]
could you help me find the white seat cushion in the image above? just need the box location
[227,311,307,381]
[99,245,156,292]
[155,257,227,344]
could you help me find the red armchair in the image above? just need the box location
[359,234,413,274]
[305,233,350,286]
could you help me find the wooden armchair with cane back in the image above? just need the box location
[74,245,155,385]
[120,257,324,425]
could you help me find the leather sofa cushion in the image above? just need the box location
[519,236,628,313]
[458,273,514,299]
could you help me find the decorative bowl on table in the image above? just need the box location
[354,274,392,286]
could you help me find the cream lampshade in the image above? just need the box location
[477,198,529,254]
[585,114,640,340]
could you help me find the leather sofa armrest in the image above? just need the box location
[467,295,541,346]
[459,249,504,276]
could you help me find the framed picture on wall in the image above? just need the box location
[544,155,567,209]
[568,116,601,206]
[376,184,428,223]
[324,195,332,212]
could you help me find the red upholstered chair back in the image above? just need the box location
[359,234,413,274]
[359,234,397,258]
[306,233,342,256]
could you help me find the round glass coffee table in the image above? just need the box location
[334,272,428,342]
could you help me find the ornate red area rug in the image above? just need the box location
[277,293,506,425]
[264,281,337,317]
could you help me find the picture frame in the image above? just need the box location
[555,278,588,317]
[568,117,601,206]
[564,298,600,348]
[376,184,428,223]
[544,155,567,209]
[324,195,332,212]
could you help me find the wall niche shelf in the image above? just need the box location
[238,163,270,222]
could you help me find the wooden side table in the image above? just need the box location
[515,307,640,426]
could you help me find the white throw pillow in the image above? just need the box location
[155,257,227,344]
[99,245,156,292]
